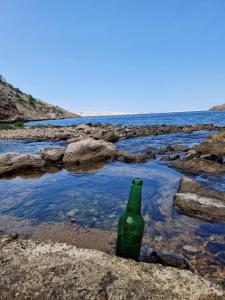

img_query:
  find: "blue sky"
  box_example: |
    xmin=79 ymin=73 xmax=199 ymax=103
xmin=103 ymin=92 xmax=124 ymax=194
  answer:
xmin=0 ymin=0 xmax=225 ymax=113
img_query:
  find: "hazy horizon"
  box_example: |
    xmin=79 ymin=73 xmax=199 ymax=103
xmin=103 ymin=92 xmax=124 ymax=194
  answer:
xmin=1 ymin=0 xmax=225 ymax=113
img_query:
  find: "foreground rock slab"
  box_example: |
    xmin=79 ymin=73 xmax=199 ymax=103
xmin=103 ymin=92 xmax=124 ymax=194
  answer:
xmin=174 ymin=176 xmax=225 ymax=222
xmin=0 ymin=234 xmax=224 ymax=300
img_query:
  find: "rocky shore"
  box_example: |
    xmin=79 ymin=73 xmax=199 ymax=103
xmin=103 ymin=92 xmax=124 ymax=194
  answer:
xmin=0 ymin=123 xmax=219 ymax=141
xmin=0 ymin=233 xmax=224 ymax=299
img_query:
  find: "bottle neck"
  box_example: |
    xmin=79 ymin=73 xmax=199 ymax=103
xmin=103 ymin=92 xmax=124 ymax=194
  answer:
xmin=126 ymin=181 xmax=142 ymax=214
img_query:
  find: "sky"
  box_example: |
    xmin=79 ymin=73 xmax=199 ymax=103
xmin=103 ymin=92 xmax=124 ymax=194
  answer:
xmin=0 ymin=0 xmax=225 ymax=113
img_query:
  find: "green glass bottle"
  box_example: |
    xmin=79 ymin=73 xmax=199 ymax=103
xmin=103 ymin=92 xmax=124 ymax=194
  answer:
xmin=116 ymin=178 xmax=144 ymax=261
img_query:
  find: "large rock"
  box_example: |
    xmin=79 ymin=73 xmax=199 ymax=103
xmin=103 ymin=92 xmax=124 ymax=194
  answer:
xmin=174 ymin=176 xmax=225 ymax=222
xmin=0 ymin=152 xmax=46 ymax=176
xmin=194 ymin=140 xmax=225 ymax=158
xmin=0 ymin=234 xmax=224 ymax=300
xmin=63 ymin=138 xmax=117 ymax=164
xmin=172 ymin=158 xmax=225 ymax=174
xmin=40 ymin=147 xmax=65 ymax=162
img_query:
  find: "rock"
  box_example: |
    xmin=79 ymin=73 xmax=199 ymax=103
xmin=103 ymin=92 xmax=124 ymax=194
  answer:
xmin=141 ymin=246 xmax=190 ymax=270
xmin=144 ymin=147 xmax=159 ymax=156
xmin=177 ymin=176 xmax=225 ymax=200
xmin=75 ymin=124 xmax=91 ymax=131
xmin=0 ymin=152 xmax=46 ymax=176
xmin=161 ymin=153 xmax=180 ymax=161
xmin=0 ymin=234 xmax=224 ymax=300
xmin=0 ymin=123 xmax=219 ymax=141
xmin=183 ymin=245 xmax=198 ymax=253
xmin=116 ymin=151 xmax=149 ymax=163
xmin=184 ymin=149 xmax=196 ymax=159
xmin=63 ymin=138 xmax=117 ymax=164
xmin=102 ymin=131 xmax=119 ymax=142
xmin=40 ymin=147 xmax=65 ymax=162
xmin=174 ymin=176 xmax=225 ymax=222
xmin=171 ymin=145 xmax=189 ymax=152
xmin=194 ymin=133 xmax=225 ymax=158
xmin=172 ymin=158 xmax=225 ymax=174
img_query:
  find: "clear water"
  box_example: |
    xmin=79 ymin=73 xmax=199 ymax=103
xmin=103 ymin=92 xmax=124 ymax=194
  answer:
xmin=116 ymin=130 xmax=213 ymax=154
xmin=26 ymin=110 xmax=225 ymax=127
xmin=0 ymin=140 xmax=65 ymax=154
xmin=1 ymin=110 xmax=225 ymax=282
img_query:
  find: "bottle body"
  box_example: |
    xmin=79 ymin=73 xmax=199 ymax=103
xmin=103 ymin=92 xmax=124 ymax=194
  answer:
xmin=116 ymin=212 xmax=144 ymax=260
xmin=116 ymin=178 xmax=144 ymax=261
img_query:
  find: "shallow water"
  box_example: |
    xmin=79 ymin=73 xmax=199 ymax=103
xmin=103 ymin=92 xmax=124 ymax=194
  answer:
xmin=0 ymin=160 xmax=225 ymax=283
xmin=0 ymin=139 xmax=65 ymax=154
xmin=1 ymin=111 xmax=225 ymax=283
xmin=26 ymin=110 xmax=225 ymax=127
xmin=116 ymin=130 xmax=213 ymax=154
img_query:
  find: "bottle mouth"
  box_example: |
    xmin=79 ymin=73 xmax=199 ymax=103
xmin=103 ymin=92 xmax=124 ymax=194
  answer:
xmin=132 ymin=178 xmax=143 ymax=185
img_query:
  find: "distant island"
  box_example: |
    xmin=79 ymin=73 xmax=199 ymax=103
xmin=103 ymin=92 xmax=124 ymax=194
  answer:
xmin=209 ymin=103 xmax=225 ymax=111
xmin=0 ymin=75 xmax=79 ymax=123
xmin=75 ymin=112 xmax=138 ymax=117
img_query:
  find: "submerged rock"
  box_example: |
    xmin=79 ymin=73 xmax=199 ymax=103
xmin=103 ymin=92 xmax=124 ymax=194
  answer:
xmin=0 ymin=234 xmax=224 ymax=299
xmin=0 ymin=152 xmax=46 ymax=176
xmin=63 ymin=138 xmax=117 ymax=164
xmin=174 ymin=176 xmax=225 ymax=222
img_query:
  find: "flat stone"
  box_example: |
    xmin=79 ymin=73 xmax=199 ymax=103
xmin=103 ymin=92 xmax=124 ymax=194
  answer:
xmin=0 ymin=234 xmax=224 ymax=300
xmin=174 ymin=176 xmax=225 ymax=222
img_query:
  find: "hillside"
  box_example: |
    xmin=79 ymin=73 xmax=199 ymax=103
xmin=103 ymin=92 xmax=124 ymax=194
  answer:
xmin=0 ymin=76 xmax=79 ymax=123
xmin=209 ymin=103 xmax=225 ymax=111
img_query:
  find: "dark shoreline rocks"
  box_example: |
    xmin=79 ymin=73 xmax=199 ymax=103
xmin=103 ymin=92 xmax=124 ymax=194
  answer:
xmin=0 ymin=233 xmax=224 ymax=299
xmin=174 ymin=176 xmax=225 ymax=223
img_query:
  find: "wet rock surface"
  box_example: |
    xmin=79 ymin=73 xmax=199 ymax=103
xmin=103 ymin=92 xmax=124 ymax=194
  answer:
xmin=0 ymin=233 xmax=224 ymax=300
xmin=174 ymin=176 xmax=225 ymax=222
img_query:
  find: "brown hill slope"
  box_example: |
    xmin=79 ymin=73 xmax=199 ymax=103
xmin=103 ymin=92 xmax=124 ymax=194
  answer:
xmin=209 ymin=103 xmax=225 ymax=111
xmin=0 ymin=76 xmax=79 ymax=123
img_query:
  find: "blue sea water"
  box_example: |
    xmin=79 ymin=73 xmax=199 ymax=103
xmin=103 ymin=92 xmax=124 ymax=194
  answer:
xmin=26 ymin=110 xmax=225 ymax=127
